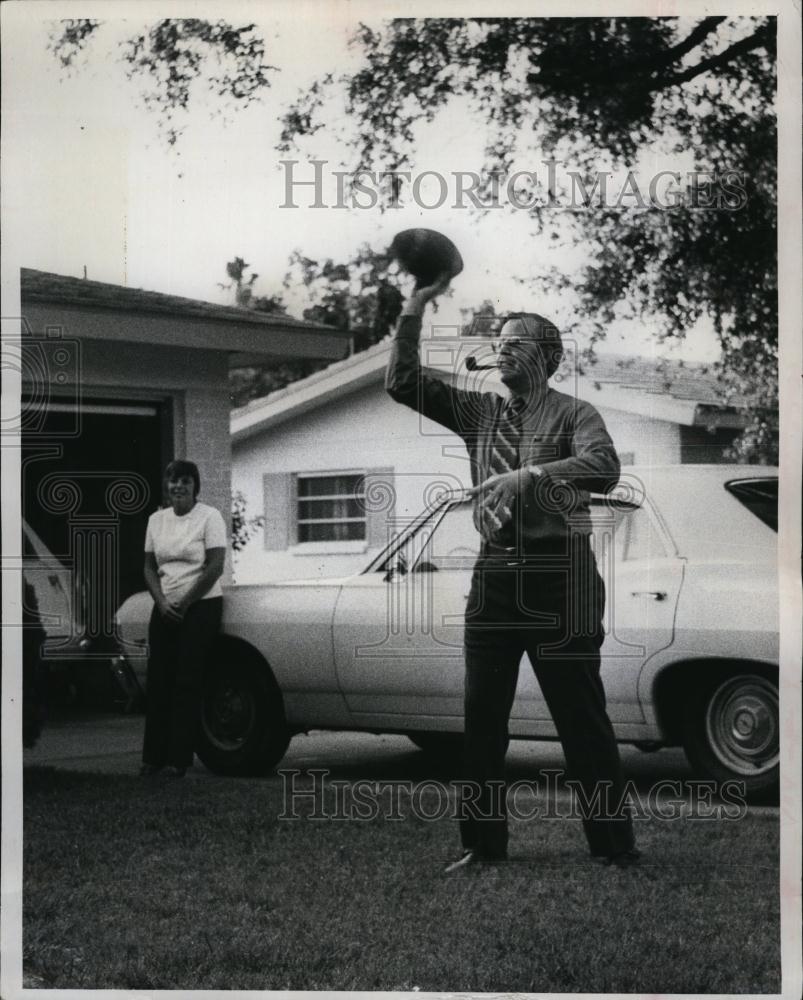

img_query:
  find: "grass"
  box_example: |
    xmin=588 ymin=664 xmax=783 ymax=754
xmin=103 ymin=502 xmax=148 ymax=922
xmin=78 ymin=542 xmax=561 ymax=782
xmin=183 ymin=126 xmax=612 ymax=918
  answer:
xmin=23 ymin=765 xmax=780 ymax=993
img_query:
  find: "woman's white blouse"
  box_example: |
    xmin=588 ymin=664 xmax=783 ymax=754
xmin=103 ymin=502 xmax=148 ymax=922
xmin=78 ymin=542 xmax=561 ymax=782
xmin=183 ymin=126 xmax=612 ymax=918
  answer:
xmin=144 ymin=502 xmax=227 ymax=602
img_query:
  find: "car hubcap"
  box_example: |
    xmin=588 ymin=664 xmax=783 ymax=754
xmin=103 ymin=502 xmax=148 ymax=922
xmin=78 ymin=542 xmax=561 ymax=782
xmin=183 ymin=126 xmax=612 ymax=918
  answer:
xmin=202 ymin=682 xmax=256 ymax=751
xmin=705 ymin=675 xmax=778 ymax=775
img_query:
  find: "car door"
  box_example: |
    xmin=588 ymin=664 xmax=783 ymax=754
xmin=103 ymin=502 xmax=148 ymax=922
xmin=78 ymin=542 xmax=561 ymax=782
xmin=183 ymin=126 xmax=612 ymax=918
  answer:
xmin=509 ymin=496 xmax=685 ymax=734
xmin=333 ymin=493 xmax=684 ymax=733
xmin=332 ymin=500 xmax=475 ymax=726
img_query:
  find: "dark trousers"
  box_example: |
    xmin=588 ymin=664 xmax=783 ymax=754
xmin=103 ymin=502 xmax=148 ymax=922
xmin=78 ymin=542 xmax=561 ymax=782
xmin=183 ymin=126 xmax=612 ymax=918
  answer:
xmin=460 ymin=539 xmax=635 ymax=859
xmin=142 ymin=597 xmax=222 ymax=769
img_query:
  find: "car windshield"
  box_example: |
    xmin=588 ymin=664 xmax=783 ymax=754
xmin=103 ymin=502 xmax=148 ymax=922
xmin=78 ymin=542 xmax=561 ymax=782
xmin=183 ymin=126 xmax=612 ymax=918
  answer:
xmin=724 ymin=478 xmax=778 ymax=532
xmin=361 ymin=491 xmax=465 ymax=574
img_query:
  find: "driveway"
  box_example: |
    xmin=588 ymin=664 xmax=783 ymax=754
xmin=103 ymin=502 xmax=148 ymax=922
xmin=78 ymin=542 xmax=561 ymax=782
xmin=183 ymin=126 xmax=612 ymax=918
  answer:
xmin=24 ymin=708 xmax=697 ymax=784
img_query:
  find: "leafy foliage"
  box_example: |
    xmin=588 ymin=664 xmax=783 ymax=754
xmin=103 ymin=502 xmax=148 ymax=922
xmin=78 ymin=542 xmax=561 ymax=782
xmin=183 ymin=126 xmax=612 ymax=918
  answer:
xmin=219 ymin=256 xmax=260 ymax=307
xmin=461 ymin=299 xmax=498 ymax=337
xmin=47 ymin=17 xmax=779 ymax=460
xmin=48 ymin=18 xmax=101 ymax=67
xmin=285 ymin=244 xmax=405 ymax=351
xmin=280 ymin=17 xmax=777 ymax=461
xmin=229 ymin=246 xmax=405 ymax=408
xmin=231 ymin=490 xmax=264 ymax=553
xmin=49 ymin=18 xmax=276 ymax=146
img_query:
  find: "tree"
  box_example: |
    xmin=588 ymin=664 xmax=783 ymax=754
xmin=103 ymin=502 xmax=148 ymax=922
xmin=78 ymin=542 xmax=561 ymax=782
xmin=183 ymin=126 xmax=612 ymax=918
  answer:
xmin=49 ymin=18 xmax=276 ymax=147
xmin=49 ymin=17 xmax=779 ymax=460
xmin=461 ymin=299 xmax=498 ymax=337
xmin=228 ymin=244 xmax=405 ymax=408
xmin=278 ymin=17 xmax=777 ymax=462
xmin=218 ymin=257 xmax=301 ymax=408
xmin=285 ymin=244 xmax=405 ymax=352
xmin=231 ymin=491 xmax=264 ymax=554
xmin=219 ymin=256 xmax=259 ymax=307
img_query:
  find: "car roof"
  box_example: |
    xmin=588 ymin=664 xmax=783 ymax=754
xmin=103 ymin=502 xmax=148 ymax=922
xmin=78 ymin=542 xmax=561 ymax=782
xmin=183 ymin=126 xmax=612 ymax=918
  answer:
xmin=616 ymin=466 xmax=778 ymax=560
xmin=442 ymin=465 xmax=778 ymax=561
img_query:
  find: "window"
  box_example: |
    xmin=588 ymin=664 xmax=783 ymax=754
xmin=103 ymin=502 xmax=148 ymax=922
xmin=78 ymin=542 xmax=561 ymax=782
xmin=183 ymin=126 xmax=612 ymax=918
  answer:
xmin=622 ymin=507 xmax=666 ymax=561
xmin=296 ymin=473 xmax=366 ymax=543
xmin=419 ymin=500 xmax=479 ymax=571
xmin=725 ymin=478 xmax=778 ymax=532
xmin=590 ymin=501 xmax=665 ymax=567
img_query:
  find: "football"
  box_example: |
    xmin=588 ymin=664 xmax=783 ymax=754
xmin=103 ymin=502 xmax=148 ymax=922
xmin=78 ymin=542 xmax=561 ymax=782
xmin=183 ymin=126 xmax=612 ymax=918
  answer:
xmin=388 ymin=229 xmax=464 ymax=287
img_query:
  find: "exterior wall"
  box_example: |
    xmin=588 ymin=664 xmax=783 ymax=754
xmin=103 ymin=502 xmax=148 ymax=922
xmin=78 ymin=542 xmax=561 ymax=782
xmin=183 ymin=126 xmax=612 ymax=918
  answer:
xmin=233 ymin=383 xmax=465 ymax=583
xmin=232 ymin=382 xmax=683 ymax=583
xmin=597 ymin=407 xmax=681 ymax=466
xmin=21 ymin=306 xmax=233 ymax=579
xmin=42 ymin=338 xmax=232 ymax=539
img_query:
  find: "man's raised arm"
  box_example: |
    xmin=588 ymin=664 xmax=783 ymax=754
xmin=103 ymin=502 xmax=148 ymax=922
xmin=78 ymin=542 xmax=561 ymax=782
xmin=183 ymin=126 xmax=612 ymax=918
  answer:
xmin=385 ymin=274 xmax=482 ymax=437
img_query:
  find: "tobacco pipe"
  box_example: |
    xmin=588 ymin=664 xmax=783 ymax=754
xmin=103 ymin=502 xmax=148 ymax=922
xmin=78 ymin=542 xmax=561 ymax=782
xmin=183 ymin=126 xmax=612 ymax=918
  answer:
xmin=465 ymin=356 xmax=498 ymax=371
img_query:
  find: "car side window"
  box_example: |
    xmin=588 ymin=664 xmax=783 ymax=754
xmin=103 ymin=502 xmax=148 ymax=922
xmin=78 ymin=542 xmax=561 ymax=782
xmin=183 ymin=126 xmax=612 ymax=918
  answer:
xmin=590 ymin=502 xmax=666 ymax=572
xmin=622 ymin=507 xmax=667 ymax=561
xmin=377 ymin=505 xmax=450 ymax=577
xmin=416 ymin=501 xmax=479 ymax=572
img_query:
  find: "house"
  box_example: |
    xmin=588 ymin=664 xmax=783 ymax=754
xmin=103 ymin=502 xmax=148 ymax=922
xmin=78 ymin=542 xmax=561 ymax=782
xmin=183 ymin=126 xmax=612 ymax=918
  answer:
xmin=231 ymin=333 xmax=753 ymax=584
xmin=18 ymin=267 xmax=349 ymax=647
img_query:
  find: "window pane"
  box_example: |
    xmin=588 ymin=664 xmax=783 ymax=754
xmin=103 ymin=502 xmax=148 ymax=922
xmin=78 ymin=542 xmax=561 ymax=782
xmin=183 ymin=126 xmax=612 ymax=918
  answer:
xmin=420 ymin=501 xmax=479 ymax=570
xmin=298 ymin=497 xmax=365 ymax=520
xmin=298 ymin=521 xmax=366 ymax=542
xmin=298 ymin=475 xmax=364 ymax=498
xmin=590 ymin=505 xmax=629 ymax=575
xmin=623 ymin=508 xmax=666 ymax=561
xmin=725 ymin=479 xmax=778 ymax=532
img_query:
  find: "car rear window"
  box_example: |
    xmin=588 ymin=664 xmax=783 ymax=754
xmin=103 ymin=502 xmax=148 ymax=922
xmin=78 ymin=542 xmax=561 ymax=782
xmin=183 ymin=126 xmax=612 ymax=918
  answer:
xmin=724 ymin=478 xmax=778 ymax=532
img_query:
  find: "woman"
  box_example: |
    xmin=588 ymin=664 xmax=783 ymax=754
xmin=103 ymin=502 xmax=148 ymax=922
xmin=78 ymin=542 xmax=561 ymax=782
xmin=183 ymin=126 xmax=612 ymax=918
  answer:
xmin=140 ymin=460 xmax=227 ymax=777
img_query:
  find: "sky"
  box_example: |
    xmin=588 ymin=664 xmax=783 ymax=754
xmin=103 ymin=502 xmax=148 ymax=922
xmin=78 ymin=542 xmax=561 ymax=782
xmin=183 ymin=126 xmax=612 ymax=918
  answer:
xmin=3 ymin=4 xmax=737 ymax=362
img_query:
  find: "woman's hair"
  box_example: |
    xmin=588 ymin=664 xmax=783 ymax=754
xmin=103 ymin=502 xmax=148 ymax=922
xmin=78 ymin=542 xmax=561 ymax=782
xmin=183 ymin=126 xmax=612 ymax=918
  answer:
xmin=164 ymin=459 xmax=201 ymax=499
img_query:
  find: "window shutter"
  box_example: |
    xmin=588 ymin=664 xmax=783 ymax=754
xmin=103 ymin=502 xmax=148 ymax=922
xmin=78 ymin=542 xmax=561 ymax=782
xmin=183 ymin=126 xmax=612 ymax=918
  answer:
xmin=362 ymin=467 xmax=395 ymax=549
xmin=263 ymin=473 xmax=293 ymax=551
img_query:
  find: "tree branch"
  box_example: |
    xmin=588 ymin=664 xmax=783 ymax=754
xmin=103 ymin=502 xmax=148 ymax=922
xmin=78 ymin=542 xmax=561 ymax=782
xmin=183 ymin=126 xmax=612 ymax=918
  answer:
xmin=653 ymin=23 xmax=773 ymax=89
xmin=526 ymin=17 xmax=726 ymax=87
xmin=526 ymin=18 xmax=769 ymax=93
xmin=659 ymin=17 xmax=727 ymax=65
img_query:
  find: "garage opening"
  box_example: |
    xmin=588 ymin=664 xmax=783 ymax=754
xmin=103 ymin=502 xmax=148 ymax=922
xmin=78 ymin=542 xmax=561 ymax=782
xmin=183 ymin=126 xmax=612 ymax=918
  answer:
xmin=22 ymin=397 xmax=171 ymax=652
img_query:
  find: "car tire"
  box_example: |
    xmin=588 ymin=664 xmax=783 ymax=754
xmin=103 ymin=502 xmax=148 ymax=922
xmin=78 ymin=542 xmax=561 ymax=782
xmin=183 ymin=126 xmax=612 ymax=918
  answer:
xmin=407 ymin=732 xmax=464 ymax=759
xmin=681 ymin=667 xmax=779 ymax=800
xmin=196 ymin=651 xmax=290 ymax=776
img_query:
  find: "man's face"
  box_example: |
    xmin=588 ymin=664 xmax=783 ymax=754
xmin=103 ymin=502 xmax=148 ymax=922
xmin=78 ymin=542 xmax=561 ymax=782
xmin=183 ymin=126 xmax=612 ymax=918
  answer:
xmin=496 ymin=318 xmax=548 ymax=395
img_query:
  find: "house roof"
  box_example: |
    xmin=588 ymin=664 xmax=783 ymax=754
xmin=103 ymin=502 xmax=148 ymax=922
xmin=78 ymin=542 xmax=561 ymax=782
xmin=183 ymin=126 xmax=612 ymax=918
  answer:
xmin=231 ymin=336 xmax=750 ymax=443
xmin=20 ymin=268 xmax=351 ymax=365
xmin=20 ymin=268 xmax=337 ymax=332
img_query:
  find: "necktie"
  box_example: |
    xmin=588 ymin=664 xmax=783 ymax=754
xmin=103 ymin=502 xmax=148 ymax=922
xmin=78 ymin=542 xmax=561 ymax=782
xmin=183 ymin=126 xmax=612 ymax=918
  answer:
xmin=475 ymin=399 xmax=524 ymax=544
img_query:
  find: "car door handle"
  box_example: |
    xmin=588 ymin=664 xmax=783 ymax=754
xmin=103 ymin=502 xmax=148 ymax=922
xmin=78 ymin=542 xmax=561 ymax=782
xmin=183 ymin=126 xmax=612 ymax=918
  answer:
xmin=631 ymin=591 xmax=667 ymax=601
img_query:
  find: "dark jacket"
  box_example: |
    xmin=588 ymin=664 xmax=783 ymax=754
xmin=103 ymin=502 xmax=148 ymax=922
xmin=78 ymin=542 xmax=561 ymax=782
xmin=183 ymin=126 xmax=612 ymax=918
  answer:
xmin=385 ymin=314 xmax=621 ymax=541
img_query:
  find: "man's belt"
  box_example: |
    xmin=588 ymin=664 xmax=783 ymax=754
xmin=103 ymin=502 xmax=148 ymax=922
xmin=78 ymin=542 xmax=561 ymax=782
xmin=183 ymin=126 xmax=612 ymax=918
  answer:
xmin=479 ymin=535 xmax=589 ymax=565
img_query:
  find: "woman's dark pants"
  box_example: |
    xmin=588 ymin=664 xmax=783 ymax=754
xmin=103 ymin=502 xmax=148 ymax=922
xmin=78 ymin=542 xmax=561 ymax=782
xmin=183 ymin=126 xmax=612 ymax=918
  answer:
xmin=460 ymin=539 xmax=635 ymax=860
xmin=142 ymin=597 xmax=223 ymax=770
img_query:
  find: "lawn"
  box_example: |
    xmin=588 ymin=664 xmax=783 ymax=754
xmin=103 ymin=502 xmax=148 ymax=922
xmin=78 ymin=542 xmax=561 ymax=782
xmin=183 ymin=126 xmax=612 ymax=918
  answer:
xmin=23 ymin=765 xmax=780 ymax=993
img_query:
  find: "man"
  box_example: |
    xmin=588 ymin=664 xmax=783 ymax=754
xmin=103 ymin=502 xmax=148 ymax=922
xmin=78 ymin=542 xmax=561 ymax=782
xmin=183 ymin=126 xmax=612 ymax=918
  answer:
xmin=385 ymin=273 xmax=639 ymax=871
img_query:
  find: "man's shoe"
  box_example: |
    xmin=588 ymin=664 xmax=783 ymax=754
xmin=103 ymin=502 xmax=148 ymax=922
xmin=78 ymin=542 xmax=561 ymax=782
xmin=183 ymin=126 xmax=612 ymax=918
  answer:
xmin=604 ymin=848 xmax=641 ymax=869
xmin=162 ymin=765 xmax=187 ymax=779
xmin=444 ymin=849 xmax=507 ymax=873
xmin=444 ymin=849 xmax=481 ymax=874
